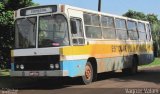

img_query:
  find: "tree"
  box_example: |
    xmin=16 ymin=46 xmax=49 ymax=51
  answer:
xmin=123 ymin=10 xmax=147 ymax=21
xmin=146 ymin=14 xmax=159 ymax=24
xmin=0 ymin=0 xmax=36 ymax=69
xmin=2 ymin=0 xmax=38 ymax=10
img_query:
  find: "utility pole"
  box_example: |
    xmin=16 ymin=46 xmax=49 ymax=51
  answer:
xmin=98 ymin=0 xmax=101 ymax=12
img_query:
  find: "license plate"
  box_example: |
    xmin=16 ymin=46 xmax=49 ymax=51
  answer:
xmin=29 ymin=72 xmax=39 ymax=76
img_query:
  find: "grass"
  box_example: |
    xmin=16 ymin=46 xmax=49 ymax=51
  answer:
xmin=0 ymin=69 xmax=9 ymax=76
xmin=139 ymin=58 xmax=160 ymax=68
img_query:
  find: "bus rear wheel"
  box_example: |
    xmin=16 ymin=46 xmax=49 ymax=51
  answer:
xmin=122 ymin=57 xmax=138 ymax=75
xmin=82 ymin=62 xmax=94 ymax=85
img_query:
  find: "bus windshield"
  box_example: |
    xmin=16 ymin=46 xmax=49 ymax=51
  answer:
xmin=15 ymin=14 xmax=69 ymax=49
xmin=15 ymin=17 xmax=37 ymax=49
xmin=38 ymin=14 xmax=69 ymax=47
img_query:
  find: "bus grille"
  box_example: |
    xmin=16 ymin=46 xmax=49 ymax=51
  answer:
xmin=13 ymin=55 xmax=60 ymax=71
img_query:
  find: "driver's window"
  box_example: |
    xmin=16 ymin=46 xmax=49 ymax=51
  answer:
xmin=38 ymin=15 xmax=69 ymax=47
xmin=70 ymin=18 xmax=84 ymax=45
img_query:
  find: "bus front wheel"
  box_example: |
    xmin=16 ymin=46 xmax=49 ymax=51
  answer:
xmin=82 ymin=62 xmax=94 ymax=85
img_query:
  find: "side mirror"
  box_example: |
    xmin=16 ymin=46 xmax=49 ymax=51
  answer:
xmin=71 ymin=20 xmax=77 ymax=34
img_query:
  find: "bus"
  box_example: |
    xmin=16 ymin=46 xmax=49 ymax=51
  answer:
xmin=11 ymin=4 xmax=154 ymax=84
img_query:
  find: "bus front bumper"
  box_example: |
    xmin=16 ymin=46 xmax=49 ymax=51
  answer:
xmin=10 ymin=70 xmax=68 ymax=77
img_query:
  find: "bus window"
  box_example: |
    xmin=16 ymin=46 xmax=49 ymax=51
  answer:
xmin=92 ymin=15 xmax=100 ymax=26
xmin=70 ymin=18 xmax=84 ymax=45
xmin=38 ymin=14 xmax=69 ymax=47
xmin=127 ymin=21 xmax=138 ymax=40
xmin=83 ymin=13 xmax=100 ymax=26
xmin=101 ymin=16 xmax=114 ymax=28
xmin=15 ymin=17 xmax=37 ymax=49
xmin=115 ymin=18 xmax=128 ymax=40
xmin=138 ymin=22 xmax=146 ymax=41
xmin=146 ymin=24 xmax=151 ymax=41
xmin=85 ymin=26 xmax=102 ymax=38
xmin=83 ymin=13 xmax=102 ymax=39
xmin=83 ymin=13 xmax=92 ymax=25
xmin=101 ymin=16 xmax=116 ymax=39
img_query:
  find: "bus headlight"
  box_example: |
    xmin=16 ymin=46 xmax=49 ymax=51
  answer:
xmin=50 ymin=64 xmax=54 ymax=69
xmin=55 ymin=64 xmax=59 ymax=69
xmin=20 ymin=64 xmax=24 ymax=69
xmin=16 ymin=64 xmax=19 ymax=69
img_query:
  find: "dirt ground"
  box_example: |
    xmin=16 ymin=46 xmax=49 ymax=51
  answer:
xmin=0 ymin=66 xmax=160 ymax=94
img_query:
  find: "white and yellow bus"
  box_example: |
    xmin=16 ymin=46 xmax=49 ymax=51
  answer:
xmin=11 ymin=4 xmax=154 ymax=84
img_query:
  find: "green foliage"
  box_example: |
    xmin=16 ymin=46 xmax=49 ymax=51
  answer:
xmin=0 ymin=0 xmax=36 ymax=69
xmin=146 ymin=14 xmax=159 ymax=24
xmin=123 ymin=10 xmax=159 ymax=23
xmin=123 ymin=10 xmax=147 ymax=21
xmin=140 ymin=58 xmax=160 ymax=68
xmin=0 ymin=10 xmax=13 ymax=26
xmin=1 ymin=0 xmax=34 ymax=10
xmin=0 ymin=2 xmax=4 ymax=10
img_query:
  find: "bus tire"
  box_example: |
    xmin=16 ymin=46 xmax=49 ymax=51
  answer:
xmin=130 ymin=57 xmax=138 ymax=74
xmin=122 ymin=57 xmax=138 ymax=75
xmin=82 ymin=62 xmax=94 ymax=85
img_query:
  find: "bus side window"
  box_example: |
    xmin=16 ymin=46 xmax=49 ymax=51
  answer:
xmin=115 ymin=18 xmax=128 ymax=40
xmin=138 ymin=22 xmax=147 ymax=41
xmin=70 ymin=18 xmax=84 ymax=45
xmin=127 ymin=20 xmax=138 ymax=40
xmin=101 ymin=16 xmax=116 ymax=39
xmin=83 ymin=13 xmax=102 ymax=39
xmin=146 ymin=24 xmax=151 ymax=41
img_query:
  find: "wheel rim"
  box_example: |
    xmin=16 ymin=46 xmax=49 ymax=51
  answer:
xmin=85 ymin=64 xmax=92 ymax=80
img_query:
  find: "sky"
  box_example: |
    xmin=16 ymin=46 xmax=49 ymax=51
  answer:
xmin=33 ymin=0 xmax=160 ymax=19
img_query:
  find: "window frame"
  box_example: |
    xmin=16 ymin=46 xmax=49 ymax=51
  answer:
xmin=38 ymin=14 xmax=70 ymax=47
xmin=115 ymin=18 xmax=128 ymax=40
xmin=146 ymin=24 xmax=152 ymax=41
xmin=83 ymin=13 xmax=102 ymax=39
xmin=138 ymin=22 xmax=147 ymax=41
xmin=15 ymin=17 xmax=37 ymax=49
xmin=127 ymin=20 xmax=139 ymax=40
xmin=101 ymin=15 xmax=116 ymax=39
xmin=70 ymin=17 xmax=85 ymax=45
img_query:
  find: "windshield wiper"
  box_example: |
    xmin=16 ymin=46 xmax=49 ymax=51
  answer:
xmin=26 ymin=17 xmax=37 ymax=32
xmin=26 ymin=17 xmax=36 ymax=25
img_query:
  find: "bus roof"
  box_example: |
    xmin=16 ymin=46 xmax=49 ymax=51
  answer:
xmin=63 ymin=4 xmax=149 ymax=24
xmin=16 ymin=4 xmax=149 ymax=24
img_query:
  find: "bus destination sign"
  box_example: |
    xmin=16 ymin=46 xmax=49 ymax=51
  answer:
xmin=26 ymin=7 xmax=52 ymax=15
xmin=20 ymin=5 xmax=57 ymax=16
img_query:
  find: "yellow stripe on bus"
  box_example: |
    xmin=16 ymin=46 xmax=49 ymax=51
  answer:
xmin=60 ymin=43 xmax=153 ymax=58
